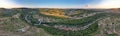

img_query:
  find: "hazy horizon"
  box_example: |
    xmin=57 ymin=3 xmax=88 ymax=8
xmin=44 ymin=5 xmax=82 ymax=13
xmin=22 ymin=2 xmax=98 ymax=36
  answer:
xmin=0 ymin=0 xmax=120 ymax=9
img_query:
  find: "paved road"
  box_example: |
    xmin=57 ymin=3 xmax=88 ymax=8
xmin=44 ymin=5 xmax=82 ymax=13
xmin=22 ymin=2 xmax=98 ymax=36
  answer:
xmin=25 ymin=15 xmax=42 ymax=25
xmin=80 ymin=18 xmax=104 ymax=30
xmin=24 ymin=13 xmax=105 ymax=31
xmin=25 ymin=15 xmax=31 ymax=23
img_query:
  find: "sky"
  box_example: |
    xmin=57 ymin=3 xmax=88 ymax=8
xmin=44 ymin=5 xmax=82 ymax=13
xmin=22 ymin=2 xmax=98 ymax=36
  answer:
xmin=0 ymin=0 xmax=120 ymax=9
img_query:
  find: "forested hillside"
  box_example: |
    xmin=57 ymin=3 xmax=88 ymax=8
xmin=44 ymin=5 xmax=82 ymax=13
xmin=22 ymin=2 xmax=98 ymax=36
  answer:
xmin=0 ymin=8 xmax=120 ymax=36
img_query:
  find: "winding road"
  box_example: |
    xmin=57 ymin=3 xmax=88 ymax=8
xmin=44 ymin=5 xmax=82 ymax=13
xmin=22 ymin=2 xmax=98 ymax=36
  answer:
xmin=24 ymin=12 xmax=105 ymax=31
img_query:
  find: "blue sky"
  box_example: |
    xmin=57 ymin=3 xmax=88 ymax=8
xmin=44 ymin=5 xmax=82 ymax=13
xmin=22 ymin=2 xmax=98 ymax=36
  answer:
xmin=0 ymin=0 xmax=120 ymax=8
xmin=12 ymin=0 xmax=101 ymax=8
xmin=13 ymin=0 xmax=101 ymax=8
xmin=14 ymin=0 xmax=100 ymax=6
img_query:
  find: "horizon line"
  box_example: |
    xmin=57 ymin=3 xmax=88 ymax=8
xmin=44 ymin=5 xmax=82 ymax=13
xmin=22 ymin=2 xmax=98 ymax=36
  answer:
xmin=0 ymin=7 xmax=120 ymax=9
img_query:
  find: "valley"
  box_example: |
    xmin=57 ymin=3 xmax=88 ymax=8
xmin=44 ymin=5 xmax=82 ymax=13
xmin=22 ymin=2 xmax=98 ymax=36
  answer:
xmin=0 ymin=8 xmax=120 ymax=36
